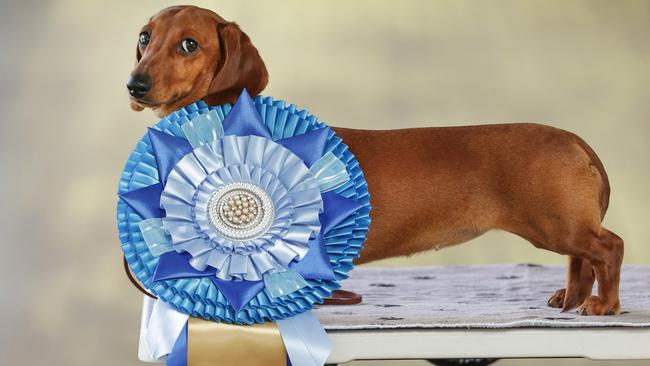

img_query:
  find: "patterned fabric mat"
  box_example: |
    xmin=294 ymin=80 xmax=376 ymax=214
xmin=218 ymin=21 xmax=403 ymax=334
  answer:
xmin=314 ymin=264 xmax=650 ymax=330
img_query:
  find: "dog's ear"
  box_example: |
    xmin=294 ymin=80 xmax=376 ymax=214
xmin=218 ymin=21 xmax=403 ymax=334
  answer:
xmin=205 ymin=22 xmax=268 ymax=105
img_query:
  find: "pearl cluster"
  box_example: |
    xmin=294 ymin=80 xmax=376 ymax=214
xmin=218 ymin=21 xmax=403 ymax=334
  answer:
xmin=207 ymin=183 xmax=274 ymax=240
xmin=220 ymin=192 xmax=261 ymax=228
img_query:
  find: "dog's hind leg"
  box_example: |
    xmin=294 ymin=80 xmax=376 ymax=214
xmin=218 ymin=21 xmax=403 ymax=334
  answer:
xmin=547 ymin=256 xmax=595 ymax=310
xmin=574 ymin=228 xmax=624 ymax=315
xmin=543 ymin=227 xmax=622 ymax=315
xmin=564 ymin=256 xmax=596 ymax=311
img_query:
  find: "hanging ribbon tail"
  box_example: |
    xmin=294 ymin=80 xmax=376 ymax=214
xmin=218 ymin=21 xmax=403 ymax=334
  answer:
xmin=139 ymin=297 xmax=189 ymax=363
xmin=166 ymin=323 xmax=188 ymax=366
xmin=290 ymin=235 xmax=335 ymax=280
xmin=222 ymin=89 xmax=272 ymax=138
xmin=119 ymin=183 xmax=164 ymax=219
xmin=277 ymin=128 xmax=330 ymax=167
xmin=148 ymin=128 xmax=194 ymax=185
xmin=153 ymin=252 xmax=216 ymax=282
xmin=320 ymin=192 xmax=365 ymax=234
xmin=276 ymin=310 xmax=331 ymax=366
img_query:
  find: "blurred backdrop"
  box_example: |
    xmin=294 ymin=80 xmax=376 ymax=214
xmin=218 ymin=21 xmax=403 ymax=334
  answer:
xmin=1 ymin=0 xmax=648 ymax=365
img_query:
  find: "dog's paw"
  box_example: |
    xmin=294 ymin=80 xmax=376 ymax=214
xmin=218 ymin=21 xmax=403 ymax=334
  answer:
xmin=576 ymin=295 xmax=620 ymax=316
xmin=547 ymin=288 xmax=566 ymax=308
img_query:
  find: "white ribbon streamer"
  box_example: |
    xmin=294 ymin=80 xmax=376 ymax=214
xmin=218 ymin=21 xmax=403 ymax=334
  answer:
xmin=138 ymin=296 xmax=189 ymax=362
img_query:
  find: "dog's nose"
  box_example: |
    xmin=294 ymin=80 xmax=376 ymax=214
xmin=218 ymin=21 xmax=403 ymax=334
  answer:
xmin=126 ymin=74 xmax=152 ymax=99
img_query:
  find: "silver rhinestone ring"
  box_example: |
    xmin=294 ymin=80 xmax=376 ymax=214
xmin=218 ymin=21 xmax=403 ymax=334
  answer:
xmin=207 ymin=183 xmax=274 ymax=240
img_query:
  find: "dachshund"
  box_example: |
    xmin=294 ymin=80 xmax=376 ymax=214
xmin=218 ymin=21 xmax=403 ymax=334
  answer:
xmin=128 ymin=5 xmax=623 ymax=316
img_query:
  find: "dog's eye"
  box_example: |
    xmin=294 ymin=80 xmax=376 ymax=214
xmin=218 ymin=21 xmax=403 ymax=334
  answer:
xmin=139 ymin=32 xmax=150 ymax=46
xmin=180 ymin=38 xmax=199 ymax=54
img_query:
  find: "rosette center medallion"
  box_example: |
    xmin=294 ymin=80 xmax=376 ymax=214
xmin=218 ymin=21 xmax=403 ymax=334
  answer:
xmin=207 ymin=182 xmax=274 ymax=240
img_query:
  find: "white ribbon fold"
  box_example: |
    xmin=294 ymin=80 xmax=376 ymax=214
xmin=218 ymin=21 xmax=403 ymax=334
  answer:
xmin=138 ymin=297 xmax=332 ymax=366
xmin=138 ymin=296 xmax=189 ymax=363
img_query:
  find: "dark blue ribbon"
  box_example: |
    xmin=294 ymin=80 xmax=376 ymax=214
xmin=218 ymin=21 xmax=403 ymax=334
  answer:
xmin=166 ymin=323 xmax=187 ymax=366
xmin=223 ymin=89 xmax=272 ymax=138
xmin=148 ymin=128 xmax=193 ymax=185
xmin=119 ymin=183 xmax=164 ymax=219
xmin=289 ymin=235 xmax=334 ymax=280
xmin=277 ymin=128 xmax=330 ymax=167
xmin=210 ymin=278 xmax=265 ymax=313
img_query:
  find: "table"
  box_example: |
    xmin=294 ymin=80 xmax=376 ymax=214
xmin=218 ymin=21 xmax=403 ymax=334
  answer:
xmin=138 ymin=264 xmax=650 ymax=363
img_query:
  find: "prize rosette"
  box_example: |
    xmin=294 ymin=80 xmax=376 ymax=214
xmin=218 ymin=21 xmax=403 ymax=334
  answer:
xmin=117 ymin=90 xmax=370 ymax=365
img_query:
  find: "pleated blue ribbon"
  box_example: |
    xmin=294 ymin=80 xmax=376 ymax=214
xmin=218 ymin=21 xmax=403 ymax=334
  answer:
xmin=118 ymin=90 xmax=371 ymax=325
xmin=121 ymin=90 xmax=372 ymax=366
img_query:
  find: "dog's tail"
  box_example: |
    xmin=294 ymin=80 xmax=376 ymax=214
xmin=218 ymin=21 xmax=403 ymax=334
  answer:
xmin=575 ymin=135 xmax=611 ymax=221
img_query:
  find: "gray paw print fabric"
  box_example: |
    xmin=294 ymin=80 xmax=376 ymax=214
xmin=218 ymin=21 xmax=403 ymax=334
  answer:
xmin=314 ymin=264 xmax=650 ymax=330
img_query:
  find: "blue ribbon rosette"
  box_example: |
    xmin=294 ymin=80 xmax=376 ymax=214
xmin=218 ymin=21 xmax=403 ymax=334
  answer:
xmin=117 ymin=90 xmax=371 ymax=365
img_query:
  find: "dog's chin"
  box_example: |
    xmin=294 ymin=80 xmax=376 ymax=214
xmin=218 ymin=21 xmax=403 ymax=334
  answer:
xmin=130 ymin=93 xmax=193 ymax=117
xmin=130 ymin=99 xmax=146 ymax=112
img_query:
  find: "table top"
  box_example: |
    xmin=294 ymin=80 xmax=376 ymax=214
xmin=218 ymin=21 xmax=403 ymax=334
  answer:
xmin=315 ymin=264 xmax=650 ymax=330
xmin=317 ymin=264 xmax=650 ymax=362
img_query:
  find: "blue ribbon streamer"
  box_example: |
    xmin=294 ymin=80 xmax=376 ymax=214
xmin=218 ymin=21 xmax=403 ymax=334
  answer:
xmin=276 ymin=311 xmax=331 ymax=366
xmin=166 ymin=322 xmax=187 ymax=366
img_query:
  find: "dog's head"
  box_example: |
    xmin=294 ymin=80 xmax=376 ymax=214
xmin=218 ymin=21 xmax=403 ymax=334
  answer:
xmin=127 ymin=6 xmax=268 ymax=117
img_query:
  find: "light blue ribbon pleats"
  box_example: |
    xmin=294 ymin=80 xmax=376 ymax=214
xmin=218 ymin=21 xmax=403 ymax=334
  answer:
xmin=263 ymin=270 xmax=308 ymax=298
xmin=181 ymin=109 xmax=225 ymax=148
xmin=139 ymin=218 xmax=174 ymax=257
xmin=309 ymin=151 xmax=350 ymax=192
xmin=277 ymin=310 xmax=331 ymax=366
xmin=159 ymin=134 xmax=323 ymax=281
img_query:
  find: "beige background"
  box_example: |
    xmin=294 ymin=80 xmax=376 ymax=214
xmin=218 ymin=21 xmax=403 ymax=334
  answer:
xmin=1 ymin=0 xmax=648 ymax=365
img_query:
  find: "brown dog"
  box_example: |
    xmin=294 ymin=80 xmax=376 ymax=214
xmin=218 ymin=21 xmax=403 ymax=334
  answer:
xmin=127 ymin=6 xmax=268 ymax=115
xmin=128 ymin=6 xmax=623 ymax=316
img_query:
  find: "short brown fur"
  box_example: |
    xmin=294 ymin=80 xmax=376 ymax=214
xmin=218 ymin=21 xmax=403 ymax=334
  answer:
xmin=129 ymin=6 xmax=268 ymax=116
xmin=128 ymin=6 xmax=624 ymax=316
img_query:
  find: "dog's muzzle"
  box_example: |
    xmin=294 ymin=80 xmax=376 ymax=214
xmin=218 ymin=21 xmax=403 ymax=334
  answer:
xmin=127 ymin=74 xmax=152 ymax=99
